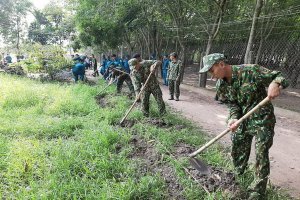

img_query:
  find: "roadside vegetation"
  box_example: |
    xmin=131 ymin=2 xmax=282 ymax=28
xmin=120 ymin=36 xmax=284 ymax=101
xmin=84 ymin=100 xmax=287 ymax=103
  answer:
xmin=0 ymin=74 xmax=292 ymax=199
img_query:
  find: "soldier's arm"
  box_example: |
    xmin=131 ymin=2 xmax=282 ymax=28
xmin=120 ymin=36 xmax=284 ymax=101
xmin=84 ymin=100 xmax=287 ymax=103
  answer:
xmin=256 ymin=65 xmax=289 ymax=99
xmin=150 ymin=60 xmax=161 ymax=72
xmin=142 ymin=60 xmax=157 ymax=70
xmin=216 ymin=81 xmax=242 ymax=125
xmin=176 ymin=61 xmax=184 ymax=82
xmin=167 ymin=62 xmax=171 ymax=79
xmin=256 ymin=66 xmax=289 ymax=88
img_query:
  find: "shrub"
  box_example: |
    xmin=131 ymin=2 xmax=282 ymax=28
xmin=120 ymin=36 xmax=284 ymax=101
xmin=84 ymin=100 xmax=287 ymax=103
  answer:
xmin=21 ymin=43 xmax=73 ymax=79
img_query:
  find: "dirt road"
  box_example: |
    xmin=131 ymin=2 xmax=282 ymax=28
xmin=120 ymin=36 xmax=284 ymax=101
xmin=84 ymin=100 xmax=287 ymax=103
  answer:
xmin=161 ymin=84 xmax=300 ymax=199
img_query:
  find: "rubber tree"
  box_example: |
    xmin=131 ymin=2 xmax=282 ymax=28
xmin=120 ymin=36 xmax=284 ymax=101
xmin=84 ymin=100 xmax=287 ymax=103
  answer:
xmin=244 ymin=0 xmax=264 ymax=64
xmin=2 ymin=0 xmax=32 ymax=55
xmin=0 ymin=0 xmax=13 ymax=36
xmin=158 ymin=0 xmax=202 ymax=81
xmin=199 ymin=0 xmax=228 ymax=88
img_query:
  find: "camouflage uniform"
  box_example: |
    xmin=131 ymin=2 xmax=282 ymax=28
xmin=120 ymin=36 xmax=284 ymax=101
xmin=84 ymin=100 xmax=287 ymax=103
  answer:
xmin=216 ymin=64 xmax=289 ymax=199
xmin=130 ymin=59 xmax=166 ymax=117
xmin=167 ymin=60 xmax=183 ymax=99
xmin=110 ymin=67 xmax=135 ymax=96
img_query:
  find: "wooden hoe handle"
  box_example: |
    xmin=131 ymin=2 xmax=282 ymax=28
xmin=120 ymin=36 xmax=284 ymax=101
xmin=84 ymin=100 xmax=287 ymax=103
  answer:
xmin=189 ymin=96 xmax=270 ymax=157
xmin=120 ymin=66 xmax=156 ymax=124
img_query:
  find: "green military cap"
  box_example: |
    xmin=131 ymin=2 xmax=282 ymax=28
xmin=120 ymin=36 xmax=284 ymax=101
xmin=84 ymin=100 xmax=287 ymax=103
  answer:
xmin=128 ymin=58 xmax=139 ymax=70
xmin=128 ymin=58 xmax=138 ymax=66
xmin=199 ymin=53 xmax=225 ymax=73
xmin=169 ymin=52 xmax=178 ymax=57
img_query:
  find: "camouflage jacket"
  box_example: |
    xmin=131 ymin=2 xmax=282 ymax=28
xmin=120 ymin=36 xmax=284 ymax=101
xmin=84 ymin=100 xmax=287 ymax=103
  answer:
xmin=131 ymin=60 xmax=159 ymax=93
xmin=167 ymin=60 xmax=183 ymax=81
xmin=216 ymin=64 xmax=289 ymax=130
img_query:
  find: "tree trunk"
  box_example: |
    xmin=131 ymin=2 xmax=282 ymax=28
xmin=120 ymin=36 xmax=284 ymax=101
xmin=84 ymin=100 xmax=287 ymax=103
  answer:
xmin=199 ymin=0 xmax=227 ymax=88
xmin=244 ymin=0 xmax=264 ymax=64
xmin=199 ymin=36 xmax=213 ymax=87
xmin=16 ymin=17 xmax=20 ymax=55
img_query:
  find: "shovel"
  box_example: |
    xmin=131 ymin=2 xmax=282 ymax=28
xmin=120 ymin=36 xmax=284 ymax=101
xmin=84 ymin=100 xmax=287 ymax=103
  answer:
xmin=189 ymin=96 xmax=270 ymax=174
xmin=120 ymin=64 xmax=157 ymax=125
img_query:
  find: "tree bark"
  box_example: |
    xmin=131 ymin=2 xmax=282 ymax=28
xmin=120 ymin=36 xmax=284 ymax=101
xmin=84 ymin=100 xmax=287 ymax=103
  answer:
xmin=199 ymin=0 xmax=227 ymax=88
xmin=244 ymin=0 xmax=264 ymax=64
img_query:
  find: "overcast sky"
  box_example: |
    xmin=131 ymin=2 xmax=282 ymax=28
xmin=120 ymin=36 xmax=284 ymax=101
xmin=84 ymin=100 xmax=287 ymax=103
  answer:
xmin=30 ymin=0 xmax=50 ymax=9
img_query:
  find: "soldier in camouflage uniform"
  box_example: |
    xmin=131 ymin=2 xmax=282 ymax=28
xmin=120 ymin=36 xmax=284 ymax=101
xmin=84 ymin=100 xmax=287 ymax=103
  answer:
xmin=200 ymin=53 xmax=289 ymax=200
xmin=109 ymin=65 xmax=135 ymax=97
xmin=128 ymin=58 xmax=166 ymax=117
xmin=167 ymin=52 xmax=184 ymax=101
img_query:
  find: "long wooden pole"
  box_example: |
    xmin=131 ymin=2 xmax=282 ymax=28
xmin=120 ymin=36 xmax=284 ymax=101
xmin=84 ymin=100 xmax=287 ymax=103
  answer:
xmin=120 ymin=67 xmax=156 ymax=124
xmin=189 ymin=96 xmax=270 ymax=157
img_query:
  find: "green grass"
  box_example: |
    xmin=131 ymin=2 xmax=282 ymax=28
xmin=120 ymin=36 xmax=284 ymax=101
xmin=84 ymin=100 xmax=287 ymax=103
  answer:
xmin=0 ymin=74 xmax=293 ymax=199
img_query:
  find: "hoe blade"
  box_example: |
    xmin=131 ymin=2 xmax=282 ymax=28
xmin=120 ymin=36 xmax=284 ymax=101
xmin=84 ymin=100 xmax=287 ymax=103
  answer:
xmin=189 ymin=157 xmax=210 ymax=175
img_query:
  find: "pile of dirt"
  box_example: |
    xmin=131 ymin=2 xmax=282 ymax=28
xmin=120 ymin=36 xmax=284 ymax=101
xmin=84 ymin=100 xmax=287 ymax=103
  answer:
xmin=2 ymin=66 xmax=25 ymax=76
xmin=53 ymin=70 xmax=73 ymax=82
xmin=188 ymin=167 xmax=242 ymax=196
xmin=129 ymin=135 xmax=185 ymax=199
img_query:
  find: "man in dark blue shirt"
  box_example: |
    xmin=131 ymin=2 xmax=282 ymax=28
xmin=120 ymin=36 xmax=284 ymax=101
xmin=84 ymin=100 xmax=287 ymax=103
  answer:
xmin=72 ymin=57 xmax=85 ymax=82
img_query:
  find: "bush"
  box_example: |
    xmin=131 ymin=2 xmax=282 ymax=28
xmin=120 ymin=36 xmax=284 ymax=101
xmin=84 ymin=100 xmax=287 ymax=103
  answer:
xmin=21 ymin=43 xmax=73 ymax=79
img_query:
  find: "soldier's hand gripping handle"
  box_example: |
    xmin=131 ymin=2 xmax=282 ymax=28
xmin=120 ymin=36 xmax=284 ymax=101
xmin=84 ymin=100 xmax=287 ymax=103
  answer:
xmin=150 ymin=61 xmax=162 ymax=72
xmin=268 ymin=82 xmax=282 ymax=100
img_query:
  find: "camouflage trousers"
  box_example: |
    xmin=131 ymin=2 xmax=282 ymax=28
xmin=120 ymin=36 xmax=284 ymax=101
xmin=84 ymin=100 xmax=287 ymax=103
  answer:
xmin=142 ymin=85 xmax=166 ymax=116
xmin=168 ymin=80 xmax=180 ymax=98
xmin=117 ymin=74 xmax=135 ymax=96
xmin=231 ymin=123 xmax=275 ymax=199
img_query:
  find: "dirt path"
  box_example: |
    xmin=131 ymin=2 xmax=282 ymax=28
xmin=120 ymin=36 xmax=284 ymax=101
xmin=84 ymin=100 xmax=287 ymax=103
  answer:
xmin=161 ymin=83 xmax=300 ymax=199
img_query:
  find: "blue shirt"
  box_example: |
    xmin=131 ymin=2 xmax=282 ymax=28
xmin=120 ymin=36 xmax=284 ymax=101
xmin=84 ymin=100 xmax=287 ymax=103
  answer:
xmin=122 ymin=59 xmax=130 ymax=73
xmin=72 ymin=62 xmax=85 ymax=74
xmin=162 ymin=58 xmax=170 ymax=71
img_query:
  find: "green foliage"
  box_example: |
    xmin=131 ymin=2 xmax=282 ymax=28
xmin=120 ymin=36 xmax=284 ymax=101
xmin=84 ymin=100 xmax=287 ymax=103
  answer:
xmin=0 ymin=0 xmax=32 ymax=51
xmin=28 ymin=1 xmax=75 ymax=45
xmin=20 ymin=43 xmax=73 ymax=79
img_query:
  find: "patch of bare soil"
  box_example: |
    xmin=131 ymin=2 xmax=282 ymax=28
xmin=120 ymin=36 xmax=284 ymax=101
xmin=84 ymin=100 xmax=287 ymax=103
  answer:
xmin=146 ymin=118 xmax=185 ymax=130
xmin=129 ymin=136 xmax=243 ymax=199
xmin=85 ymin=78 xmax=97 ymax=86
xmin=146 ymin=118 xmax=172 ymax=128
xmin=173 ymin=143 xmax=194 ymax=156
xmin=120 ymin=119 xmax=136 ymax=128
xmin=172 ymin=143 xmax=242 ymax=197
xmin=95 ymin=93 xmax=110 ymax=107
xmin=189 ymin=167 xmax=242 ymax=196
xmin=129 ymin=135 xmax=185 ymax=199
xmin=145 ymin=118 xmax=187 ymax=131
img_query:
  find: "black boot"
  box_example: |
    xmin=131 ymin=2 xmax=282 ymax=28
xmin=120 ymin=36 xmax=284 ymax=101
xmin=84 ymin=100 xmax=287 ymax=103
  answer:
xmin=175 ymin=96 xmax=179 ymax=101
xmin=168 ymin=95 xmax=174 ymax=100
